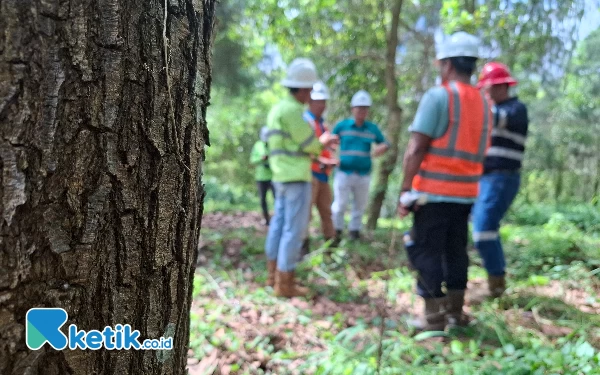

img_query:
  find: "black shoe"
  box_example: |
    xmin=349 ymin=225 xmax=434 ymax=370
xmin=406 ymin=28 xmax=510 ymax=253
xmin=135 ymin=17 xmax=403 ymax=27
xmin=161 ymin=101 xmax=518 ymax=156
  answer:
xmin=349 ymin=231 xmax=360 ymax=240
xmin=300 ymin=238 xmax=310 ymax=258
xmin=330 ymin=230 xmax=343 ymax=248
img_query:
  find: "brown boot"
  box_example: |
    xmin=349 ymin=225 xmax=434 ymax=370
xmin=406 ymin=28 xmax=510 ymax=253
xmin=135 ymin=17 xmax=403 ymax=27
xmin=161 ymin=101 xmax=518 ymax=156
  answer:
xmin=488 ymin=274 xmax=506 ymax=298
xmin=266 ymin=260 xmax=277 ymax=287
xmin=274 ymin=270 xmax=309 ymax=298
xmin=408 ymin=297 xmax=447 ymax=331
xmin=445 ymin=290 xmax=470 ymax=329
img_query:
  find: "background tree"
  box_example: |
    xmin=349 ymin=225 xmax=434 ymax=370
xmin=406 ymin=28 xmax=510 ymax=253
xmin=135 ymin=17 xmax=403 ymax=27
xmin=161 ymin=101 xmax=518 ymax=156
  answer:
xmin=204 ymin=0 xmax=599 ymax=224
xmin=0 ymin=0 xmax=215 ymax=373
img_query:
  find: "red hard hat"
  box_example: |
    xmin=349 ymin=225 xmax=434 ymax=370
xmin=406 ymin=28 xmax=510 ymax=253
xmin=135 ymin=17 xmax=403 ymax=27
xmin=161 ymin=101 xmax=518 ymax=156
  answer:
xmin=477 ymin=62 xmax=518 ymax=89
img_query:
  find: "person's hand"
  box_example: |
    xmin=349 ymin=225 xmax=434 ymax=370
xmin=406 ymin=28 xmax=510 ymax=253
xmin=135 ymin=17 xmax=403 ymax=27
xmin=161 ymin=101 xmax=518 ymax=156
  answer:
xmin=319 ymin=132 xmax=339 ymax=147
xmin=373 ymin=144 xmax=388 ymax=157
xmin=327 ymin=142 xmax=339 ymax=151
xmin=397 ymin=201 xmax=411 ymax=218
xmin=397 ymin=191 xmax=420 ymax=218
xmin=318 ymin=156 xmax=339 ymax=166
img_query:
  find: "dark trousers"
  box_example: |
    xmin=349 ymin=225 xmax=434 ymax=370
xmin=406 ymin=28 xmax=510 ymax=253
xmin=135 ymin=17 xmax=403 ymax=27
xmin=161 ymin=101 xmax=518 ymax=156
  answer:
xmin=257 ymin=181 xmax=274 ymax=223
xmin=407 ymin=203 xmax=472 ymax=298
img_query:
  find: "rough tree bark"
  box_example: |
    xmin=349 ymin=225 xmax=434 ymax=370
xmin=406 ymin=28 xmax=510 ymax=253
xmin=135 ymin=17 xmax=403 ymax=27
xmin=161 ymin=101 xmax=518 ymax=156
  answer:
xmin=366 ymin=0 xmax=403 ymax=230
xmin=0 ymin=0 xmax=214 ymax=374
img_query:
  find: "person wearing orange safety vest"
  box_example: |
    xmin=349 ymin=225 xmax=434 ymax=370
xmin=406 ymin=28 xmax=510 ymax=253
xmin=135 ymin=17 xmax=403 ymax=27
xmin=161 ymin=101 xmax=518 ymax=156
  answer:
xmin=398 ymin=32 xmax=493 ymax=331
xmin=300 ymin=81 xmax=339 ymax=257
xmin=472 ymin=62 xmax=529 ymax=298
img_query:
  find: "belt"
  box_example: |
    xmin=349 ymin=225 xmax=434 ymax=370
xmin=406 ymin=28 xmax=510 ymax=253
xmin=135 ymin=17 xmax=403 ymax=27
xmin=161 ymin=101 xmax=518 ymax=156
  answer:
xmin=484 ymin=169 xmax=520 ymax=175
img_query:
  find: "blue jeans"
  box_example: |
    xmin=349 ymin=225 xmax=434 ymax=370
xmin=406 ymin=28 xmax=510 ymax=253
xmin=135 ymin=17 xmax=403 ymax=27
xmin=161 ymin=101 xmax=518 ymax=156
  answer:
xmin=472 ymin=172 xmax=521 ymax=276
xmin=265 ymin=182 xmax=312 ymax=272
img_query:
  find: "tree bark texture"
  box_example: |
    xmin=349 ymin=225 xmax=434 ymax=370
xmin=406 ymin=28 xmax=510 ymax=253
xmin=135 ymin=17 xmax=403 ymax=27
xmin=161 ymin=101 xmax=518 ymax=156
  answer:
xmin=366 ymin=0 xmax=403 ymax=230
xmin=0 ymin=0 xmax=214 ymax=374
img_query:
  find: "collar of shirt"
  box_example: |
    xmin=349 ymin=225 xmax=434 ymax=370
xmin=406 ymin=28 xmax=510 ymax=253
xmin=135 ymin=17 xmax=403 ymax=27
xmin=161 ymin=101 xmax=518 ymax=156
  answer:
xmin=350 ymin=119 xmax=369 ymax=129
xmin=284 ymin=94 xmax=304 ymax=108
xmin=495 ymin=96 xmax=519 ymax=106
xmin=304 ymin=110 xmax=323 ymax=123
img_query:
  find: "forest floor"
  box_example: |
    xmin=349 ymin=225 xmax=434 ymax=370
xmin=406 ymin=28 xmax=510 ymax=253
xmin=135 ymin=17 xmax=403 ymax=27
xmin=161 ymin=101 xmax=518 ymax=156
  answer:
xmin=187 ymin=211 xmax=600 ymax=375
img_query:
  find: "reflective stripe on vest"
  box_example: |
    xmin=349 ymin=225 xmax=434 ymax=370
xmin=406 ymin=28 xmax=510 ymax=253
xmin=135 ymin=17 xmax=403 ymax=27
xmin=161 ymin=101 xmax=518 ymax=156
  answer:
xmin=491 ymin=128 xmax=526 ymax=146
xmin=267 ymin=126 xmax=312 ymax=160
xmin=265 ymin=129 xmax=291 ymax=139
xmin=418 ymin=170 xmax=480 ymax=183
xmin=486 ymin=146 xmax=524 ymax=161
xmin=299 ymin=133 xmax=316 ymax=149
xmin=413 ymin=81 xmax=493 ymax=198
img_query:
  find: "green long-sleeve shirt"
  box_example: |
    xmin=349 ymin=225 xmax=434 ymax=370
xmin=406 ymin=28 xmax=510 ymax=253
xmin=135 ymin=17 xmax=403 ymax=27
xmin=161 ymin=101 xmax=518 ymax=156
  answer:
xmin=250 ymin=141 xmax=273 ymax=181
xmin=267 ymin=95 xmax=323 ymax=182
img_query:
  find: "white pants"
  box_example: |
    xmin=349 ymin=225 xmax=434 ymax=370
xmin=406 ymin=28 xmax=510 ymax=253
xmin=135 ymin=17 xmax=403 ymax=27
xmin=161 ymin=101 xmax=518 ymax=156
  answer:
xmin=331 ymin=171 xmax=371 ymax=232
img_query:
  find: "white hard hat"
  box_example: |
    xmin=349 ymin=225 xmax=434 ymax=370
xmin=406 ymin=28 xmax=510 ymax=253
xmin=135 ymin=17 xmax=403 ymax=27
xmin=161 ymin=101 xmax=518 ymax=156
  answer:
xmin=436 ymin=32 xmax=480 ymax=60
xmin=311 ymin=81 xmax=330 ymax=100
xmin=281 ymin=58 xmax=319 ymax=88
xmin=351 ymin=90 xmax=372 ymax=107
xmin=260 ymin=126 xmax=269 ymax=142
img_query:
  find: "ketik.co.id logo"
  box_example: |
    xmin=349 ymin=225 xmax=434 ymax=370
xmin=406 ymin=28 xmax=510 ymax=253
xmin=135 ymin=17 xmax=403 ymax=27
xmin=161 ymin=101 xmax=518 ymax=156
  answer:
xmin=26 ymin=308 xmax=173 ymax=350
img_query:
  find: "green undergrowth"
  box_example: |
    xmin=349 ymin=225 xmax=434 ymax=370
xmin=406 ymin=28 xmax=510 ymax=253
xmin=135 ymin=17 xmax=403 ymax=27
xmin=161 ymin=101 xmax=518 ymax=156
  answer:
xmin=191 ymin=208 xmax=600 ymax=374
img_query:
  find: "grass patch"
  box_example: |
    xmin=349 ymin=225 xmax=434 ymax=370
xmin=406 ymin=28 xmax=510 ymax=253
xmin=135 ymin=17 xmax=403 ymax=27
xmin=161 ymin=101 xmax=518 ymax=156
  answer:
xmin=191 ymin=210 xmax=600 ymax=374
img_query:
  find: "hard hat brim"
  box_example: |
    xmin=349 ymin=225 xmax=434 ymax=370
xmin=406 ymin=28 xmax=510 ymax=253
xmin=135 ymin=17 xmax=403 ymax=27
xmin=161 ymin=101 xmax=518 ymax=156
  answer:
xmin=310 ymin=93 xmax=329 ymax=100
xmin=281 ymin=78 xmax=318 ymax=89
xmin=435 ymin=52 xmax=480 ymax=60
xmin=476 ymin=77 xmax=518 ymax=89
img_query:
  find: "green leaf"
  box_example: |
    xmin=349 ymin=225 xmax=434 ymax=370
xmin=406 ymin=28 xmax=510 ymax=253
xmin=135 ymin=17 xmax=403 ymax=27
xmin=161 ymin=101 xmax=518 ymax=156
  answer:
xmin=527 ymin=275 xmax=550 ymax=286
xmin=450 ymin=340 xmax=464 ymax=355
xmin=576 ymin=342 xmax=595 ymax=358
xmin=504 ymin=343 xmax=516 ymax=356
xmin=413 ymin=330 xmax=448 ymax=341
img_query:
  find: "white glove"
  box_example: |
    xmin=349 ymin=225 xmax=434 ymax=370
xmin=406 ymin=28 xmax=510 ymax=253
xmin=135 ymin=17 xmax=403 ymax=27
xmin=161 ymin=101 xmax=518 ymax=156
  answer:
xmin=399 ymin=191 xmax=427 ymax=207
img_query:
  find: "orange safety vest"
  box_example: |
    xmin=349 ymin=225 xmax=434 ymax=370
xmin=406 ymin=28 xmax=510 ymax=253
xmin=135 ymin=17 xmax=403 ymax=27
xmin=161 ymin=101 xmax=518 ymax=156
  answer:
xmin=413 ymin=81 xmax=493 ymax=198
xmin=306 ymin=117 xmax=333 ymax=176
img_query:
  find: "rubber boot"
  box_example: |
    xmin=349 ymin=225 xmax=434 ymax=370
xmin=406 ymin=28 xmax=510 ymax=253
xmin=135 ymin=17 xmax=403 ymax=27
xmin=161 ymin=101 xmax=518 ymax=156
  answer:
xmin=408 ymin=297 xmax=447 ymax=331
xmin=266 ymin=260 xmax=277 ymax=287
xmin=349 ymin=230 xmax=361 ymax=241
xmin=488 ymin=274 xmax=506 ymax=298
xmin=445 ymin=290 xmax=470 ymax=329
xmin=274 ymin=270 xmax=309 ymax=298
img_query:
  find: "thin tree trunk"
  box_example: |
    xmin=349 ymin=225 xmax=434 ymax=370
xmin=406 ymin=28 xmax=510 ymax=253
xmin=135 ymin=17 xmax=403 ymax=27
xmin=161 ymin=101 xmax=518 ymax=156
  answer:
xmin=595 ymin=151 xmax=600 ymax=201
xmin=555 ymin=166 xmax=564 ymax=202
xmin=0 ymin=0 xmax=214 ymax=374
xmin=465 ymin=0 xmax=476 ymax=14
xmin=366 ymin=0 xmax=403 ymax=230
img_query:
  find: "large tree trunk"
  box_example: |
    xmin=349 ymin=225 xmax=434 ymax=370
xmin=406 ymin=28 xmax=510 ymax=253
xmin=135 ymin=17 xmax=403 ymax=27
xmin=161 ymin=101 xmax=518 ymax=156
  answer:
xmin=366 ymin=0 xmax=403 ymax=230
xmin=0 ymin=0 xmax=214 ymax=374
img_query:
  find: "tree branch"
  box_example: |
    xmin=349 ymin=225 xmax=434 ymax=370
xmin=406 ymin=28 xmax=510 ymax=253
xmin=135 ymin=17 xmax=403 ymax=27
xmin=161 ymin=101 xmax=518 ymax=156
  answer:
xmin=324 ymin=52 xmax=386 ymax=62
xmin=385 ymin=0 xmax=403 ymax=109
xmin=398 ymin=18 xmax=428 ymax=44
